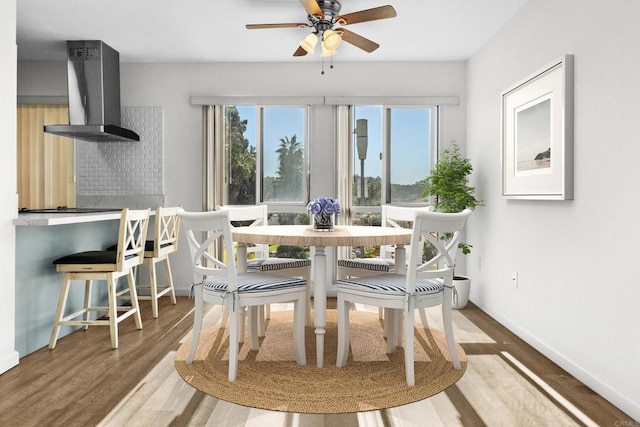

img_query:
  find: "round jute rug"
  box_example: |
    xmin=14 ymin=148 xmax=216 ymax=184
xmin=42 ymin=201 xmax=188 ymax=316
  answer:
xmin=174 ymin=309 xmax=466 ymax=413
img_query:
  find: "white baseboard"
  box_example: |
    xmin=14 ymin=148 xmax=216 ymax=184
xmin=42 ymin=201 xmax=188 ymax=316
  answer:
xmin=0 ymin=350 xmax=19 ymax=375
xmin=477 ymin=303 xmax=639 ymax=422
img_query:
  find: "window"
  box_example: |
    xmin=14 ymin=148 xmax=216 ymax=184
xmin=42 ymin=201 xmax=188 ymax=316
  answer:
xmin=207 ymin=105 xmax=311 ymax=259
xmin=345 ymin=105 xmax=437 ymax=260
xmin=261 ymin=108 xmax=306 ymax=203
xmin=205 ymin=100 xmax=441 ymax=263
xmin=223 ymin=105 xmax=257 ymax=205
xmin=349 ymin=105 xmax=437 ymax=218
xmin=220 ymin=105 xmax=308 ymax=208
xmin=387 ymin=107 xmax=434 ymax=204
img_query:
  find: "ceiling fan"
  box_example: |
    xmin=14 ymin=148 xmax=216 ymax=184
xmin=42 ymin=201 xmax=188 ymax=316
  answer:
xmin=246 ymin=0 xmax=397 ymax=57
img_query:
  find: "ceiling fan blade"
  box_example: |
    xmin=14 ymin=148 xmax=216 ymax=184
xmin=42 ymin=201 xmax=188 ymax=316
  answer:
xmin=335 ymin=5 xmax=397 ymax=25
xmin=293 ymin=46 xmax=308 ymax=57
xmin=336 ymin=28 xmax=379 ymax=53
xmin=246 ymin=23 xmax=307 ymax=29
xmin=299 ymin=0 xmax=324 ymax=18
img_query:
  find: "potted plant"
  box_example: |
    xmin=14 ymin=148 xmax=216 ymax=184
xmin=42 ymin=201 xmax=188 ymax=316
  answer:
xmin=420 ymin=142 xmax=482 ymax=309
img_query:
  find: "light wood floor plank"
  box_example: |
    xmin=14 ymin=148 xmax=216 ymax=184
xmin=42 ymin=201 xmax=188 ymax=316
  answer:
xmin=205 ymin=399 xmax=252 ymax=426
xmin=244 ymin=408 xmax=289 ymax=426
xmin=455 ymin=355 xmax=521 ymax=425
xmin=97 ymin=352 xmax=190 ymax=426
xmin=460 ymin=354 xmax=579 ymax=425
xmin=386 ymin=399 xmax=445 ymax=427
xmin=355 ymin=411 xmax=385 ymax=427
xmin=187 ymin=394 xmax=219 ymax=426
xmin=427 ymin=391 xmax=465 ymax=427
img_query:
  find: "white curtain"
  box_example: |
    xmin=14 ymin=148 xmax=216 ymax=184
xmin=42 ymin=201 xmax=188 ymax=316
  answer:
xmin=335 ymin=105 xmax=352 ymax=261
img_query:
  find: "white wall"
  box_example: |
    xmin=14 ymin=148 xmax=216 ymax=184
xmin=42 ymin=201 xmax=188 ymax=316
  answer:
xmin=15 ymin=58 xmax=467 ymax=342
xmin=466 ymin=0 xmax=640 ymax=419
xmin=0 ymin=0 xmax=19 ymax=374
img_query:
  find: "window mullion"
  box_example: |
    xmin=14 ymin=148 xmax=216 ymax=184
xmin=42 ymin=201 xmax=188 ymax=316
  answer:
xmin=256 ymin=107 xmax=264 ymax=203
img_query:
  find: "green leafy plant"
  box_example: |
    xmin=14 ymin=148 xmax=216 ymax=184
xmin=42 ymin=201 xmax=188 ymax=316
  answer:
xmin=420 ymin=143 xmax=482 ymax=255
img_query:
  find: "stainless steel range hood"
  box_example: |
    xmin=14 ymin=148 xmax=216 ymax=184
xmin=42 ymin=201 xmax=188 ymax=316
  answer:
xmin=44 ymin=41 xmax=139 ymax=142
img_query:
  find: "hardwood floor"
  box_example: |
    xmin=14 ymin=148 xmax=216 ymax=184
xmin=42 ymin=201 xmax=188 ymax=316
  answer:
xmin=0 ymin=297 xmax=633 ymax=426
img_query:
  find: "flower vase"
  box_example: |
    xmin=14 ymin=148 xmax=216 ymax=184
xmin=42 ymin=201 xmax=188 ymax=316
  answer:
xmin=313 ymin=213 xmax=335 ymax=231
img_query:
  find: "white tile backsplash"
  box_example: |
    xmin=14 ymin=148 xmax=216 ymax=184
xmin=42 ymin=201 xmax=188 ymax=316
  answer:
xmin=76 ymin=107 xmax=163 ymax=196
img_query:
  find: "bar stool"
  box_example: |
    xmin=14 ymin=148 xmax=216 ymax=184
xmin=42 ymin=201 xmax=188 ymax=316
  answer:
xmin=49 ymin=208 xmax=150 ymax=349
xmin=138 ymin=206 xmax=181 ymax=318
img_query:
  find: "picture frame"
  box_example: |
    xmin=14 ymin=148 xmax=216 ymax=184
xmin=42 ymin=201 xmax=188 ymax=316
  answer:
xmin=501 ymin=55 xmax=574 ymax=200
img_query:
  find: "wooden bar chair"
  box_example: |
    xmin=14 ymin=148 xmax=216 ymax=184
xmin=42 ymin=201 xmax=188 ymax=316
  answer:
xmin=138 ymin=206 xmax=181 ymax=318
xmin=49 ymin=208 xmax=150 ymax=349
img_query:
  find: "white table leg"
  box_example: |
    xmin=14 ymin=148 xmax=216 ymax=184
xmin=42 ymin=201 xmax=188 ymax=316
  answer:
xmin=237 ymin=243 xmax=247 ymax=273
xmin=236 ymin=243 xmax=249 ymax=343
xmin=395 ymin=244 xmax=406 ymax=274
xmin=395 ymin=244 xmax=406 ymax=348
xmin=313 ymin=245 xmax=327 ymax=368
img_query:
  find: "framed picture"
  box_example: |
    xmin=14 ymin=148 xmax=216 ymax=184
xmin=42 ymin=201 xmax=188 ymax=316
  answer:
xmin=501 ymin=55 xmax=574 ymax=200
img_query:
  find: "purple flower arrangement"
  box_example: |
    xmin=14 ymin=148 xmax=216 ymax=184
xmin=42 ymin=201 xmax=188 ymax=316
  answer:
xmin=307 ymin=197 xmax=341 ymax=231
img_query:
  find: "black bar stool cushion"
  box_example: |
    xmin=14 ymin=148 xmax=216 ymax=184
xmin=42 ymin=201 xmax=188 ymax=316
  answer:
xmin=106 ymin=240 xmax=171 ymax=252
xmin=53 ymin=251 xmax=118 ymax=265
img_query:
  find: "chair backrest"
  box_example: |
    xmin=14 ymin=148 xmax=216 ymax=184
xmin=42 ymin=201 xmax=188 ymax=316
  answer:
xmin=379 ymin=205 xmax=428 ymax=259
xmin=178 ymin=208 xmax=238 ymax=290
xmin=117 ymin=208 xmax=151 ymax=272
xmin=151 ymin=206 xmax=181 ymax=257
xmin=405 ymin=209 xmax=472 ymax=293
xmin=218 ymin=205 xmax=270 ymax=261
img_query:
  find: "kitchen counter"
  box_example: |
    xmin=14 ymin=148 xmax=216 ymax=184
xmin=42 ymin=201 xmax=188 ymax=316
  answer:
xmin=16 ymin=210 xmax=130 ymax=226
xmin=14 ymin=207 xmax=157 ymax=356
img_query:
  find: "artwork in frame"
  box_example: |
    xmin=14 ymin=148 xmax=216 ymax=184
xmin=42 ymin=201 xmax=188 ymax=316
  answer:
xmin=501 ymin=55 xmax=574 ymax=200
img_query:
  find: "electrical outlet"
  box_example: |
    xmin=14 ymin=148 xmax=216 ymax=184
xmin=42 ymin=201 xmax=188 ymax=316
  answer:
xmin=511 ymin=272 xmax=518 ymax=288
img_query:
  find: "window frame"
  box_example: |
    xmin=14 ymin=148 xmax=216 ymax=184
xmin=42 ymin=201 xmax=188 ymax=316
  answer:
xmin=348 ymin=104 xmax=439 ymax=220
xmin=255 ymin=105 xmax=310 ymax=212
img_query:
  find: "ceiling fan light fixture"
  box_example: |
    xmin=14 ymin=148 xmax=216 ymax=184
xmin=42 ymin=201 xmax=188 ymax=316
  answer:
xmin=300 ymin=33 xmax=318 ymax=53
xmin=321 ymin=44 xmax=337 ymax=57
xmin=322 ymin=29 xmax=342 ymax=51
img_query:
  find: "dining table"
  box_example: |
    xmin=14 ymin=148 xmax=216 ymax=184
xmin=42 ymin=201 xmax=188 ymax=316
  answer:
xmin=231 ymin=224 xmax=412 ymax=367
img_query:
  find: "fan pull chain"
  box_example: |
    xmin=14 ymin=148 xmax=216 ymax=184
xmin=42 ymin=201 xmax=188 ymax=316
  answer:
xmin=320 ymin=55 xmax=334 ymax=75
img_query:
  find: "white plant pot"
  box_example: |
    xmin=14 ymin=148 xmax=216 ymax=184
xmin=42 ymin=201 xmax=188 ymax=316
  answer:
xmin=452 ymin=276 xmax=471 ymax=309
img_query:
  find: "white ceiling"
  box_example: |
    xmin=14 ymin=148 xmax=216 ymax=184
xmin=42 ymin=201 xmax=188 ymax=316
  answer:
xmin=16 ymin=0 xmax=529 ymax=63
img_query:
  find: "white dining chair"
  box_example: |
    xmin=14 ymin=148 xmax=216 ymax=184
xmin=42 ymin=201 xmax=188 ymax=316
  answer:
xmin=219 ymin=205 xmax=312 ymax=335
xmin=178 ymin=208 xmax=307 ymax=382
xmin=336 ymin=208 xmax=471 ymax=386
xmin=337 ymin=205 xmax=431 ymax=336
xmin=337 ymin=205 xmax=418 ymax=278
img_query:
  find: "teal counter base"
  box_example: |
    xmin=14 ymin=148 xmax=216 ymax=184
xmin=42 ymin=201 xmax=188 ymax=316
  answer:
xmin=15 ymin=220 xmax=120 ymax=357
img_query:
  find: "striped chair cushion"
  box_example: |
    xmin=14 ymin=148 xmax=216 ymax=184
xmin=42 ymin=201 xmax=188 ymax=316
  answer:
xmin=247 ymin=258 xmax=311 ymax=272
xmin=202 ymin=272 xmax=306 ymax=293
xmin=338 ymin=273 xmax=443 ymax=295
xmin=337 ymin=258 xmax=395 ymax=272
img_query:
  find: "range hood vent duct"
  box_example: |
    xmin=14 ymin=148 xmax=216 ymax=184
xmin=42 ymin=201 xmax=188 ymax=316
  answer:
xmin=44 ymin=41 xmax=139 ymax=142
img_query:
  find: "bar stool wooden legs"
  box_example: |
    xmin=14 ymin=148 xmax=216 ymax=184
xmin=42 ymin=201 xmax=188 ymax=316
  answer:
xmin=137 ymin=207 xmax=180 ymax=318
xmin=49 ymin=208 xmax=150 ymax=349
